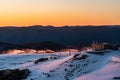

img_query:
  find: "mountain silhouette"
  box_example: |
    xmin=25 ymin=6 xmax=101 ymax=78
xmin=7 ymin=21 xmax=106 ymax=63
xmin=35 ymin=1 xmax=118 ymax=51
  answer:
xmin=0 ymin=25 xmax=120 ymax=46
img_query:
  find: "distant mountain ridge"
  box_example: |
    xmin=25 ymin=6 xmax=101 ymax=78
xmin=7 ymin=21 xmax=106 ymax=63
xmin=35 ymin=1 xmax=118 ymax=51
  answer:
xmin=0 ymin=25 xmax=120 ymax=46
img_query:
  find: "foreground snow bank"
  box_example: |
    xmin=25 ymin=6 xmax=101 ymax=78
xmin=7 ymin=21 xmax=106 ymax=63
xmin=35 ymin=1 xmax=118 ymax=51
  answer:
xmin=0 ymin=51 xmax=120 ymax=80
xmin=112 ymin=56 xmax=120 ymax=62
xmin=75 ymin=51 xmax=120 ymax=80
xmin=75 ymin=62 xmax=120 ymax=80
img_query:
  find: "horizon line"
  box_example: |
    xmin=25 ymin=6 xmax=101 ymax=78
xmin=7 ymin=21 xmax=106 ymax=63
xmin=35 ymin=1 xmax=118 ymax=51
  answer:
xmin=0 ymin=24 xmax=120 ymax=28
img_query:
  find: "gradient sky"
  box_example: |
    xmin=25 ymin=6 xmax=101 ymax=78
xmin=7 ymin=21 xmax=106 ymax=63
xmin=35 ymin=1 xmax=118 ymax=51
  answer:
xmin=0 ymin=0 xmax=120 ymax=26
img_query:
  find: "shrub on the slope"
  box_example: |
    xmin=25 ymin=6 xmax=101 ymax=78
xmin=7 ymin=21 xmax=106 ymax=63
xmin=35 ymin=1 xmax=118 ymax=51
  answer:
xmin=34 ymin=58 xmax=48 ymax=64
xmin=0 ymin=69 xmax=30 ymax=80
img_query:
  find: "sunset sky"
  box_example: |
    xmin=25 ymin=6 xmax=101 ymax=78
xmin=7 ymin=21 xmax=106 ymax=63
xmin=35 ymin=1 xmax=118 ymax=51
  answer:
xmin=0 ymin=0 xmax=120 ymax=26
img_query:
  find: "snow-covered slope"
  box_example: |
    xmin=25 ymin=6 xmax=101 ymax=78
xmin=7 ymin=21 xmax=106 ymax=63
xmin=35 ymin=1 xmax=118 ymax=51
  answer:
xmin=75 ymin=51 xmax=120 ymax=80
xmin=0 ymin=51 xmax=120 ymax=80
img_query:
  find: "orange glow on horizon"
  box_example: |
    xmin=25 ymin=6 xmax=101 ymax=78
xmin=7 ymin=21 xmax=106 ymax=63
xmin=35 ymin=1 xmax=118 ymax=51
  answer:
xmin=0 ymin=12 xmax=120 ymax=27
xmin=0 ymin=0 xmax=120 ymax=27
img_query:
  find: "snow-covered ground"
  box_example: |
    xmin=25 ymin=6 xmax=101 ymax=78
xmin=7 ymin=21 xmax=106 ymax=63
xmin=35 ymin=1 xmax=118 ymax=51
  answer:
xmin=0 ymin=50 xmax=120 ymax=80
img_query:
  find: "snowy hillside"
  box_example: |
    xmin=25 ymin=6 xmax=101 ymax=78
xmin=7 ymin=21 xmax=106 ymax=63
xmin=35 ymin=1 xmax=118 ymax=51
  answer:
xmin=0 ymin=51 xmax=120 ymax=80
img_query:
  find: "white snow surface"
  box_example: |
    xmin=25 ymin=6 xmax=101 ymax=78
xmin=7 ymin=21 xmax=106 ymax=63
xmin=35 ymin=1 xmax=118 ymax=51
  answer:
xmin=0 ymin=51 xmax=120 ymax=80
xmin=75 ymin=51 xmax=120 ymax=80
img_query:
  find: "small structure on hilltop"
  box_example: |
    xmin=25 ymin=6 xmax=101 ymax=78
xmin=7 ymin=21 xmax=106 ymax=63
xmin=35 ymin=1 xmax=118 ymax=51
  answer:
xmin=91 ymin=41 xmax=119 ymax=50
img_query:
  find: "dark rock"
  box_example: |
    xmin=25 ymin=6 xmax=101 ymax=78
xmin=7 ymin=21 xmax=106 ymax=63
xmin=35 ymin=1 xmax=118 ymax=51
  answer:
xmin=113 ymin=77 xmax=120 ymax=80
xmin=34 ymin=58 xmax=48 ymax=64
xmin=0 ymin=69 xmax=30 ymax=80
